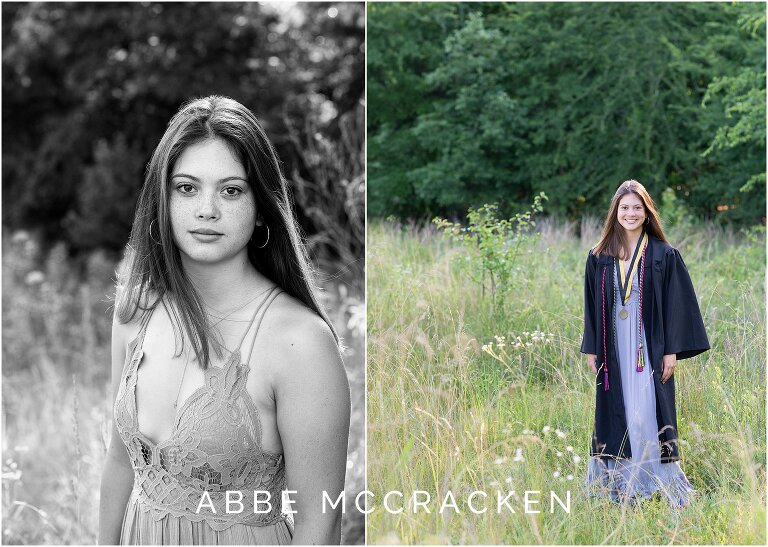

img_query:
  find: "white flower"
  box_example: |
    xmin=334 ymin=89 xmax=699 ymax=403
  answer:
xmin=572 ymin=455 xmax=581 ymax=464
xmin=542 ymin=425 xmax=551 ymax=433
xmin=25 ymin=270 xmax=45 ymax=285
xmin=553 ymin=471 xmax=560 ymax=478
xmin=555 ymin=429 xmax=566 ymax=438
xmin=556 ymin=451 xmax=563 ymax=457
xmin=567 ymin=474 xmax=574 ymax=481
xmin=505 ymin=476 xmax=513 ymax=484
xmin=566 ymin=446 xmax=574 ymax=452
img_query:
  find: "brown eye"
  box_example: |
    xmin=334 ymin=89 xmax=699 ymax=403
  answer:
xmin=222 ymin=186 xmax=243 ymax=197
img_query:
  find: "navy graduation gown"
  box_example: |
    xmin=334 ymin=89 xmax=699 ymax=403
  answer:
xmin=580 ymin=235 xmax=710 ymax=463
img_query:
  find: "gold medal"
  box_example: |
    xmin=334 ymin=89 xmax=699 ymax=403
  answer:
xmin=619 ymin=308 xmax=629 ymax=320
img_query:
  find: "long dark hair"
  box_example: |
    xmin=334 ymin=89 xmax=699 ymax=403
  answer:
xmin=593 ymin=179 xmax=669 ymax=258
xmin=117 ymin=95 xmax=336 ymax=368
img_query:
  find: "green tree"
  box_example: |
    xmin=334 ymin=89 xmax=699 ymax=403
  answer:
xmin=367 ymin=2 xmax=766 ymax=225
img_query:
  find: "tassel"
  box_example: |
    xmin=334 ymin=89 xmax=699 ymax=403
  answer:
xmin=603 ymin=365 xmax=610 ymax=391
xmin=636 ymin=345 xmax=644 ymax=372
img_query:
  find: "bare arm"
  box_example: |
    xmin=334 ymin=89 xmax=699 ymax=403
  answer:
xmin=586 ymin=354 xmax=598 ymax=374
xmin=97 ymin=314 xmax=137 ymax=544
xmin=273 ymin=314 xmax=350 ymax=545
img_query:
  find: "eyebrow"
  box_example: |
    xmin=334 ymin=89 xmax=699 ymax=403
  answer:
xmin=171 ymin=173 xmax=247 ymax=184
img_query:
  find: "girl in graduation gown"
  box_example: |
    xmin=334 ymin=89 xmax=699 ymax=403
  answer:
xmin=581 ymin=180 xmax=709 ymax=507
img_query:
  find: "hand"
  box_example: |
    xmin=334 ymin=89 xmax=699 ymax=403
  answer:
xmin=587 ymin=354 xmax=598 ymax=375
xmin=661 ymin=354 xmax=676 ymax=384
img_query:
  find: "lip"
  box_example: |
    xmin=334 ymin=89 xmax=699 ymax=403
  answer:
xmin=190 ymin=228 xmax=223 ymax=235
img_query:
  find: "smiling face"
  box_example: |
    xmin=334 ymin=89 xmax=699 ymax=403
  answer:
xmin=616 ymin=192 xmax=647 ymax=236
xmin=169 ymin=138 xmax=257 ymax=267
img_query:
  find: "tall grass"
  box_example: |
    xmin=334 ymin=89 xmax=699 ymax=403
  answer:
xmin=1 ymin=231 xmax=365 ymax=544
xmin=367 ymin=219 xmax=766 ymax=544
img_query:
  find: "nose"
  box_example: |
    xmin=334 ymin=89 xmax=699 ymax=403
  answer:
xmin=196 ymin=190 xmax=220 ymax=220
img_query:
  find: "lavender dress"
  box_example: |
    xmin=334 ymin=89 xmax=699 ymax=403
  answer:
xmin=585 ymin=266 xmax=695 ymax=507
xmin=113 ymin=288 xmax=294 ymax=544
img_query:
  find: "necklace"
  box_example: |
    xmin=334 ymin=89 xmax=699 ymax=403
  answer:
xmin=173 ymin=285 xmax=273 ymax=409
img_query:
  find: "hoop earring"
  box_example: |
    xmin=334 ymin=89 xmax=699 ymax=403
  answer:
xmin=254 ymin=224 xmax=270 ymax=249
xmin=149 ymin=219 xmax=160 ymax=245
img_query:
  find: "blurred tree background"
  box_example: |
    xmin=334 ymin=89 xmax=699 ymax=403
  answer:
xmin=368 ymin=2 xmax=765 ymax=225
xmin=2 ymin=3 xmax=364 ymax=544
xmin=3 ymin=1 xmax=364 ymax=276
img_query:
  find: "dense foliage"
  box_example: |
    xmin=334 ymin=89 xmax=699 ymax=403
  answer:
xmin=368 ymin=2 xmax=765 ymax=225
xmin=2 ymin=2 xmax=364 ymax=273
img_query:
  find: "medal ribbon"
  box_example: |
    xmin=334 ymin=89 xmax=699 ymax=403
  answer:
xmin=617 ymin=231 xmax=648 ymax=305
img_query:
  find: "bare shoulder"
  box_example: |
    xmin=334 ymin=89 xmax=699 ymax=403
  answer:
xmin=112 ymin=288 xmax=161 ymax=351
xmin=256 ymin=292 xmax=347 ymax=393
xmin=112 ymin=307 xmax=143 ymax=351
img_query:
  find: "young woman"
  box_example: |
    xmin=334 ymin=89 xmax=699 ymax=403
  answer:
xmin=581 ymin=180 xmax=709 ymax=508
xmin=98 ymin=96 xmax=351 ymax=544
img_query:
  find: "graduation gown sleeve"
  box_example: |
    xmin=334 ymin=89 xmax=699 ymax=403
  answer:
xmin=661 ymin=248 xmax=710 ymax=360
xmin=581 ymin=250 xmax=598 ymax=355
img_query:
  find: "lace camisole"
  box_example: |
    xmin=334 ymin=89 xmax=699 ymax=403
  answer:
xmin=112 ymin=287 xmax=293 ymax=544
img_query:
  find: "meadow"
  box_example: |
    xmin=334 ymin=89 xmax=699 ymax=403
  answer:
xmin=367 ymin=218 xmax=766 ymax=544
xmin=1 ymin=231 xmax=365 ymax=545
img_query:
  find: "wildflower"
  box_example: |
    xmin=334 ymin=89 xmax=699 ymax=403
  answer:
xmin=505 ymin=476 xmax=513 ymax=484
xmin=555 ymin=429 xmax=566 ymax=439
xmin=482 ymin=344 xmax=490 ymax=352
xmin=25 ymin=270 xmax=45 ymax=286
xmin=496 ymin=343 xmax=506 ymax=348
xmin=553 ymin=471 xmax=560 ymax=478
xmin=567 ymin=474 xmax=574 ymax=481
xmin=556 ymin=451 xmax=563 ymax=457
xmin=566 ymin=446 xmax=573 ymax=452
xmin=572 ymin=455 xmax=581 ymax=464
xmin=542 ymin=425 xmax=551 ymax=433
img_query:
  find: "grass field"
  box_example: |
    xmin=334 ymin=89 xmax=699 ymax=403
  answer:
xmin=367 ymin=218 xmax=766 ymax=544
xmin=1 ymin=231 xmax=365 ymax=545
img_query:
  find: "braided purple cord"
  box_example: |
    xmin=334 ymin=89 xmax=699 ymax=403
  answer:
xmin=601 ymin=265 xmax=609 ymax=391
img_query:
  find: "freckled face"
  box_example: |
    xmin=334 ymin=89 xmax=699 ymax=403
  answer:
xmin=616 ymin=193 xmax=646 ymax=235
xmin=169 ymin=138 xmax=256 ymax=266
